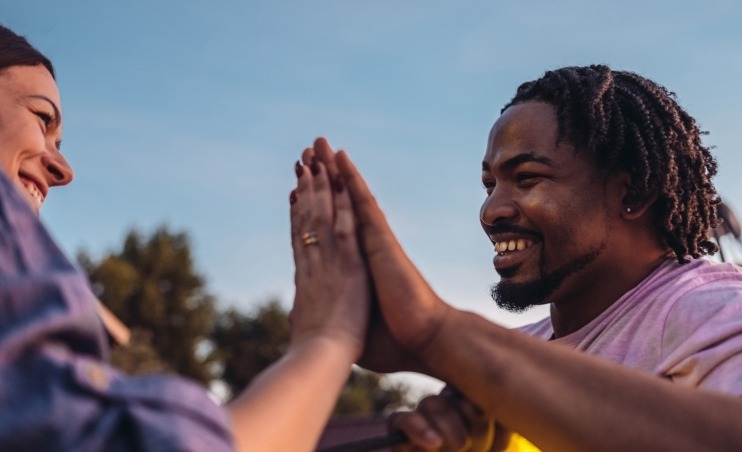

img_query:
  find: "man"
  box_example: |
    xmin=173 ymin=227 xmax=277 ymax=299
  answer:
xmin=306 ymin=65 xmax=742 ymax=450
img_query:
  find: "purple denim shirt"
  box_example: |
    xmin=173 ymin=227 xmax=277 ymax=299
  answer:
xmin=0 ymin=172 xmax=234 ymax=451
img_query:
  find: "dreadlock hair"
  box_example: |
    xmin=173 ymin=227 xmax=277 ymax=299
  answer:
xmin=502 ymin=64 xmax=719 ymax=264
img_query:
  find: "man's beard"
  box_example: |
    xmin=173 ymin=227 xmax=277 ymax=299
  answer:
xmin=490 ymin=246 xmax=604 ymax=313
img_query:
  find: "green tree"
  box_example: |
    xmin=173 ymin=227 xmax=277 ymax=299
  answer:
xmin=78 ymin=226 xmax=217 ymax=386
xmin=212 ymin=299 xmax=414 ymax=414
xmin=211 ymin=299 xmax=291 ymax=399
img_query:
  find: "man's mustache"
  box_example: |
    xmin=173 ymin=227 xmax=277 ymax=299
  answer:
xmin=483 ymin=223 xmax=542 ymax=239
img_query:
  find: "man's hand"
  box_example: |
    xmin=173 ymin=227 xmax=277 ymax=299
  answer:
xmin=388 ymin=387 xmax=497 ymax=451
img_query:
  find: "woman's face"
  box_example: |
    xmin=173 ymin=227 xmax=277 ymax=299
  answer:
xmin=0 ymin=64 xmax=73 ymax=214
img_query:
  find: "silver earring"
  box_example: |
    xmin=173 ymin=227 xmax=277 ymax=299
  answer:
xmin=626 ymin=207 xmax=632 ymax=213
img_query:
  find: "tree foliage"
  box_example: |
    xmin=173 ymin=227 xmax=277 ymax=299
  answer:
xmin=78 ymin=226 xmax=217 ymax=386
xmin=211 ymin=299 xmax=291 ymax=399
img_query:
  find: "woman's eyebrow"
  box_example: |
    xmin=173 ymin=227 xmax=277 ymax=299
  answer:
xmin=27 ymin=94 xmax=62 ymax=124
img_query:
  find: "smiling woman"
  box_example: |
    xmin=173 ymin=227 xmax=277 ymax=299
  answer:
xmin=0 ymin=30 xmax=73 ymax=214
xmin=0 ymin=23 xmax=371 ymax=452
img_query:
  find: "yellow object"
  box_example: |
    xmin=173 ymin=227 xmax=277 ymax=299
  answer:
xmin=504 ymin=433 xmax=541 ymax=452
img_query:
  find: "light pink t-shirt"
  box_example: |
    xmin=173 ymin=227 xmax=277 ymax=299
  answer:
xmin=520 ymin=259 xmax=742 ymax=395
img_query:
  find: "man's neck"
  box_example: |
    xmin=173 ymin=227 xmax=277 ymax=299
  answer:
xmin=549 ymin=252 xmax=672 ymax=338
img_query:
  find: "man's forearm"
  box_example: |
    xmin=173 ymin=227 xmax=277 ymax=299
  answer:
xmin=426 ymin=310 xmax=742 ymax=451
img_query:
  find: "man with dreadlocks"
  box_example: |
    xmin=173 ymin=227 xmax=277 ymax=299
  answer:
xmin=294 ymin=65 xmax=742 ymax=450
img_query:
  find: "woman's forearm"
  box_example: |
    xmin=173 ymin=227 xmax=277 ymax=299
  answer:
xmin=227 ymin=337 xmax=355 ymax=452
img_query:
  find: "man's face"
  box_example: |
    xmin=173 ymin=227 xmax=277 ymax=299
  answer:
xmin=0 ymin=64 xmax=73 ymax=214
xmin=480 ymin=101 xmax=619 ymax=312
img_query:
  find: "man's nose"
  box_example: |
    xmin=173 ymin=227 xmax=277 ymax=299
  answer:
xmin=480 ymin=187 xmax=517 ymax=227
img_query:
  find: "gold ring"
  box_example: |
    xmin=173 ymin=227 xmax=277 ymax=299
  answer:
xmin=301 ymin=231 xmax=319 ymax=246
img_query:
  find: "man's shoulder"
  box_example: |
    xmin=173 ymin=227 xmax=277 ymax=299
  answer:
xmin=660 ymin=259 xmax=742 ymax=329
xmin=642 ymin=258 xmax=742 ymax=300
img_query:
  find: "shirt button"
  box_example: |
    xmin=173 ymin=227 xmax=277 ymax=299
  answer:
xmin=85 ymin=363 xmax=109 ymax=391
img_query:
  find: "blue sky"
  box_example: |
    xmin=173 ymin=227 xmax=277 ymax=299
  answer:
xmin=5 ymin=1 xmax=742 ymax=392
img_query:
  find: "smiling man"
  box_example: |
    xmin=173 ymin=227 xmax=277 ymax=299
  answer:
xmin=305 ymin=65 xmax=742 ymax=451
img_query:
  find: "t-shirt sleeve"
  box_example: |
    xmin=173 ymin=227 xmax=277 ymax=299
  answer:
xmin=660 ymin=280 xmax=742 ymax=395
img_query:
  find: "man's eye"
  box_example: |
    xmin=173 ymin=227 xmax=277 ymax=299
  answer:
xmin=516 ymin=173 xmax=540 ymax=183
xmin=482 ymin=181 xmax=495 ymax=193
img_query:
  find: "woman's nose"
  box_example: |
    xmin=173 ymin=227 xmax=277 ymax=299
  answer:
xmin=42 ymin=152 xmax=74 ymax=187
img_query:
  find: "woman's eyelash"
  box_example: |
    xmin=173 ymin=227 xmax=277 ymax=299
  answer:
xmin=35 ymin=111 xmax=54 ymax=125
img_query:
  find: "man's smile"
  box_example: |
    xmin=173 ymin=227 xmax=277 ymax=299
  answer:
xmin=492 ymin=237 xmax=540 ymax=275
xmin=494 ymin=238 xmax=535 ymax=254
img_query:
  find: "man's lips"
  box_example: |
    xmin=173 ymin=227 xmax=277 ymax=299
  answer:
xmin=493 ymin=240 xmax=540 ymax=274
xmin=485 ymin=225 xmax=542 ymax=275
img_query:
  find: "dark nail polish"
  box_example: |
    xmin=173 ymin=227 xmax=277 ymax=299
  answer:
xmin=310 ymin=156 xmax=321 ymax=175
xmin=333 ymin=176 xmax=344 ymax=193
xmin=295 ymin=161 xmax=303 ymax=178
xmin=289 ymin=189 xmax=297 ymax=204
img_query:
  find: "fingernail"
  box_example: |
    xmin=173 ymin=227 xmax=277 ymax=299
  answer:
xmin=289 ymin=189 xmax=297 ymax=204
xmin=333 ymin=176 xmax=344 ymax=193
xmin=295 ymin=161 xmax=303 ymax=178
xmin=422 ymin=429 xmax=443 ymax=448
xmin=310 ymin=156 xmax=321 ymax=175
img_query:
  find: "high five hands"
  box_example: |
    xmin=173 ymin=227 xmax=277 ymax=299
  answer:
xmin=292 ymin=138 xmax=496 ymax=451
xmin=298 ymin=137 xmax=456 ymax=375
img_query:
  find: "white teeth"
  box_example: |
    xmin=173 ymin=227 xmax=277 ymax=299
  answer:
xmin=495 ymin=239 xmax=534 ymax=254
xmin=24 ymin=182 xmax=44 ymax=208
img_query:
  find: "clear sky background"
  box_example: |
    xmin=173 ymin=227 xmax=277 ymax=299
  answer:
xmin=4 ymin=1 xmax=742 ymax=394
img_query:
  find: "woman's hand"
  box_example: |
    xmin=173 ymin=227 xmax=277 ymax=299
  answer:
xmin=289 ymin=155 xmax=370 ymax=361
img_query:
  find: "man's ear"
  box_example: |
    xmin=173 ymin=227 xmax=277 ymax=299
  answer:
xmin=617 ymin=172 xmax=658 ymax=219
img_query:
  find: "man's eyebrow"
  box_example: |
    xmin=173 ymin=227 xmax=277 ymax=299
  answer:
xmin=27 ymin=95 xmax=62 ymax=123
xmin=483 ymin=153 xmax=556 ymax=172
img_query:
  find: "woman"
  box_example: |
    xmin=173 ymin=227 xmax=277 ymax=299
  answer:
xmin=0 ymin=24 xmax=370 ymax=451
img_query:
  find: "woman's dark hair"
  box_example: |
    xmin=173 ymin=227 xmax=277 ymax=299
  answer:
xmin=503 ymin=65 xmax=719 ymax=263
xmin=0 ymin=24 xmax=54 ymax=77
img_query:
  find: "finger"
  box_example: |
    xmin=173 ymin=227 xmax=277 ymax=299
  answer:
xmin=301 ymin=146 xmax=315 ymax=166
xmin=388 ymin=411 xmax=443 ymax=451
xmin=332 ymin=175 xmax=363 ymax=265
xmin=291 ymin=160 xmax=322 ymax=277
xmin=335 ymin=150 xmax=394 ymax=238
xmin=492 ymin=423 xmax=514 ymax=452
xmin=308 ymin=157 xmax=335 ymax=251
xmin=416 ymin=395 xmax=472 ymax=451
xmin=313 ymin=136 xmax=340 ymax=182
xmin=438 ymin=386 xmax=494 ymax=451
xmin=452 ymin=398 xmax=494 ymax=451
